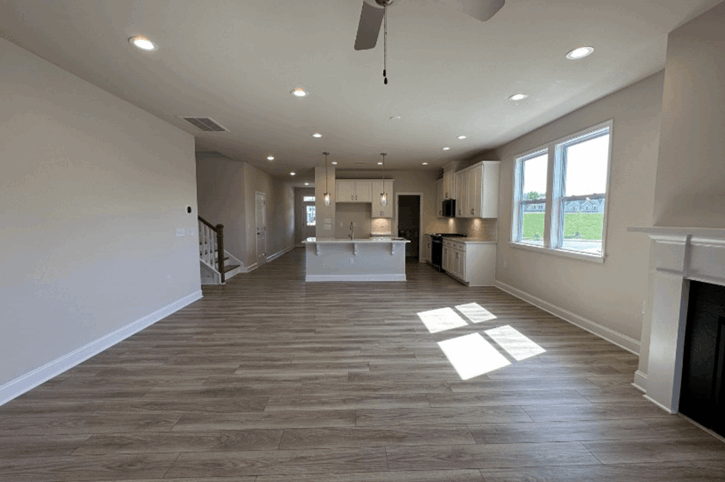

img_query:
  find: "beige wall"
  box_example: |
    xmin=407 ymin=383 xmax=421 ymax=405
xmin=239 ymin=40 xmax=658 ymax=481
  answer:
xmin=196 ymin=155 xmax=295 ymax=268
xmin=493 ymin=72 xmax=665 ymax=345
xmin=652 ymin=1 xmax=725 ymax=228
xmin=0 ymin=39 xmax=200 ymax=387
xmin=196 ymin=154 xmax=249 ymax=263
xmin=314 ymin=166 xmax=336 ymax=238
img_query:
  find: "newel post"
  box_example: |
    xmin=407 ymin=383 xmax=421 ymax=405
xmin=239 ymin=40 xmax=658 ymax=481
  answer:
xmin=216 ymin=224 xmax=225 ymax=284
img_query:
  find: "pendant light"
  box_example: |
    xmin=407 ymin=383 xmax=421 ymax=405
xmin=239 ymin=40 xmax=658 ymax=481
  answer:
xmin=380 ymin=153 xmax=388 ymax=207
xmin=323 ymin=152 xmax=331 ymax=206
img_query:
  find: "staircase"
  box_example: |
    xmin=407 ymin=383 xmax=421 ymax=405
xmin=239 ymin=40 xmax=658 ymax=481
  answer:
xmin=198 ymin=216 xmax=242 ymax=285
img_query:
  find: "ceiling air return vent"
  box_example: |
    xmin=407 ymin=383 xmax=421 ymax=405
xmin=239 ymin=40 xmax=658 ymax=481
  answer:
xmin=181 ymin=117 xmax=229 ymax=132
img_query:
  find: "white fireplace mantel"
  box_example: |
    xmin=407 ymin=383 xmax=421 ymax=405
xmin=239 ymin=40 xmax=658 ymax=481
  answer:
xmin=629 ymin=226 xmax=725 ymax=413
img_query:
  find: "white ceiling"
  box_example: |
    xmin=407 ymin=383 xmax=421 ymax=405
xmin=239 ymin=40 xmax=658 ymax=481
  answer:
xmin=1 ymin=0 xmax=721 ymax=185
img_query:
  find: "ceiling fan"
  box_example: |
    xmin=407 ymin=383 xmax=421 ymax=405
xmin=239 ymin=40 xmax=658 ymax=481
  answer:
xmin=354 ymin=0 xmax=506 ymax=51
xmin=354 ymin=0 xmax=505 ymax=84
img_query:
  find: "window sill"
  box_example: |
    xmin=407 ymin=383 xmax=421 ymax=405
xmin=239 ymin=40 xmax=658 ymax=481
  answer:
xmin=509 ymin=242 xmax=605 ymax=264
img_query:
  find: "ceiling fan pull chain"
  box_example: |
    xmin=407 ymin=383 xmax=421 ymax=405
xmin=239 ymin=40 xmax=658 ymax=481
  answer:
xmin=383 ymin=3 xmax=388 ymax=85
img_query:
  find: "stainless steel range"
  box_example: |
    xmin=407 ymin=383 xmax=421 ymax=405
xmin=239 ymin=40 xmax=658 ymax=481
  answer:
xmin=430 ymin=233 xmax=467 ymax=272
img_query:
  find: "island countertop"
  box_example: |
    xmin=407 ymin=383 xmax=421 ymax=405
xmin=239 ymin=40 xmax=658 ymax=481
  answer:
xmin=303 ymin=237 xmax=410 ymax=244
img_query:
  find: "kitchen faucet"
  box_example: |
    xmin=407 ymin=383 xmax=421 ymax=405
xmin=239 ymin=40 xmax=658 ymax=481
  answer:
xmin=348 ymin=221 xmax=354 ymax=241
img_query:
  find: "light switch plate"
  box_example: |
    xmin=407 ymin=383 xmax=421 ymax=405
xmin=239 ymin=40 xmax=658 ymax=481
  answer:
xmin=187 ymin=228 xmax=195 ymax=236
xmin=175 ymin=228 xmax=185 ymax=237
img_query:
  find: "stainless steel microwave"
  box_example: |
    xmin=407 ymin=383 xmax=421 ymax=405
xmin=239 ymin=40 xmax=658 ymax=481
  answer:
xmin=442 ymin=199 xmax=456 ymax=217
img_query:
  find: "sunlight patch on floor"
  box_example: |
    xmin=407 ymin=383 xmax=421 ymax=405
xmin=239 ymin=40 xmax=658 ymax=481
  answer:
xmin=485 ymin=325 xmax=546 ymax=361
xmin=417 ymin=307 xmax=468 ymax=334
xmin=437 ymin=333 xmax=511 ymax=380
xmin=455 ymin=302 xmax=497 ymax=323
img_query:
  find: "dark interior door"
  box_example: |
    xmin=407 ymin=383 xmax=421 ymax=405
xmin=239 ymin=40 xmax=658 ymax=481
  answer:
xmin=679 ymin=280 xmax=725 ymax=436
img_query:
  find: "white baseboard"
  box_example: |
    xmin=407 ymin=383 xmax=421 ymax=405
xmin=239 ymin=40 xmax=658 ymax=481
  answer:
xmin=0 ymin=290 xmax=203 ymax=407
xmin=306 ymin=274 xmax=407 ymax=282
xmin=267 ymin=245 xmax=295 ymax=263
xmin=644 ymin=394 xmax=676 ymax=414
xmin=632 ymin=370 xmax=647 ymax=393
xmin=494 ymin=280 xmax=641 ymax=356
xmin=242 ymin=262 xmax=258 ymax=273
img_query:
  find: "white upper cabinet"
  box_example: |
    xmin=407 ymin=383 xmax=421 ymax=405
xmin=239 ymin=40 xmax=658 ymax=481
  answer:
xmin=455 ymin=170 xmax=467 ymax=217
xmin=436 ymin=179 xmax=444 ymax=218
xmin=442 ymin=170 xmax=455 ymax=199
xmin=336 ymin=180 xmax=356 ymax=202
xmin=371 ymin=180 xmax=394 ymax=218
xmin=453 ymin=161 xmax=500 ymax=218
xmin=336 ymin=180 xmax=373 ymax=203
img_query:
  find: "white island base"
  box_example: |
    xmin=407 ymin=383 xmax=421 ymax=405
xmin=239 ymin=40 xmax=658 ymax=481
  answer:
xmin=303 ymin=237 xmax=411 ymax=282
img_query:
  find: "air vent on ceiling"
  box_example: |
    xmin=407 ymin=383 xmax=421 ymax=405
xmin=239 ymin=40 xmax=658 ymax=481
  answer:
xmin=354 ymin=161 xmax=366 ymax=165
xmin=181 ymin=117 xmax=229 ymax=132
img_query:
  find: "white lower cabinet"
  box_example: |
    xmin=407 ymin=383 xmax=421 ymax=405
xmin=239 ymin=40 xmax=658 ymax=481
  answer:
xmin=442 ymin=239 xmax=496 ymax=286
xmin=423 ymin=234 xmax=432 ymax=262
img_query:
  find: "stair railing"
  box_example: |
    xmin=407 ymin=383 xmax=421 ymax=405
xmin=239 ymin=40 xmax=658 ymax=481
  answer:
xmin=198 ymin=216 xmax=226 ymax=283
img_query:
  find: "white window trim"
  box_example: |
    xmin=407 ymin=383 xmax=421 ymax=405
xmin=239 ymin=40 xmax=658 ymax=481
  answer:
xmin=509 ymin=119 xmax=613 ymax=264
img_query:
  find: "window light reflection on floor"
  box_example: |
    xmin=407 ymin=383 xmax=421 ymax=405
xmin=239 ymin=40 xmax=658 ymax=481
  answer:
xmin=417 ymin=307 xmax=468 ymax=334
xmin=485 ymin=325 xmax=546 ymax=361
xmin=455 ymin=302 xmax=497 ymax=323
xmin=438 ymin=333 xmax=511 ymax=380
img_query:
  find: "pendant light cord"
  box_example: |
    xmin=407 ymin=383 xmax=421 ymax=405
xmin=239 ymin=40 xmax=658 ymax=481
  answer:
xmin=383 ymin=4 xmax=388 ymax=85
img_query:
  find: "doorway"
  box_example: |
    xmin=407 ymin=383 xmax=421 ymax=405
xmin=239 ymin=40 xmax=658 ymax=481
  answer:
xmin=255 ymin=191 xmax=267 ymax=267
xmin=396 ymin=193 xmax=422 ymax=261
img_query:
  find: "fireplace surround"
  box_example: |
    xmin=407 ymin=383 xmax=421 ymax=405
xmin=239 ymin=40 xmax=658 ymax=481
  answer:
xmin=630 ymin=226 xmax=725 ymax=414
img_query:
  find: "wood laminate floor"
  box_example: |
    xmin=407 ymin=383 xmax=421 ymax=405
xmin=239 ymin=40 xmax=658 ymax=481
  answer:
xmin=2 ymin=248 xmax=724 ymax=481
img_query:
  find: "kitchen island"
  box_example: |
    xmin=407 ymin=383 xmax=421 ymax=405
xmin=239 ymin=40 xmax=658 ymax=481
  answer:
xmin=302 ymin=237 xmax=411 ymax=282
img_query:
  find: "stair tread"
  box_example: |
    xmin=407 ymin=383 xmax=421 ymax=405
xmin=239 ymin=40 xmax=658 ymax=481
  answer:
xmin=224 ymin=264 xmax=240 ymax=273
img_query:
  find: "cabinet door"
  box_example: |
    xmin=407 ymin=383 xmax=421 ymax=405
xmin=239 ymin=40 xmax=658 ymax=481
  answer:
xmin=458 ymin=249 xmax=466 ymax=281
xmin=336 ymin=180 xmax=356 ymax=202
xmin=436 ymin=179 xmax=444 ymax=218
xmin=481 ymin=162 xmax=500 ymax=218
xmin=442 ymin=246 xmax=449 ymax=270
xmin=455 ymin=171 xmax=467 ymax=217
xmin=467 ymin=166 xmax=483 ymax=217
xmin=355 ymin=181 xmax=372 ymax=203
xmin=443 ymin=170 xmax=455 ymax=200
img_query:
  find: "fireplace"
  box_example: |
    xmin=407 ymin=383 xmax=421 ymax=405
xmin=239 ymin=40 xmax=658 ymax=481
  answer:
xmin=679 ymin=280 xmax=725 ymax=435
xmin=629 ymin=227 xmax=725 ymax=420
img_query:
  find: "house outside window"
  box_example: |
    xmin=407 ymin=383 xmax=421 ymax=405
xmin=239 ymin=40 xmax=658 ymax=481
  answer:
xmin=511 ymin=120 xmax=613 ymax=262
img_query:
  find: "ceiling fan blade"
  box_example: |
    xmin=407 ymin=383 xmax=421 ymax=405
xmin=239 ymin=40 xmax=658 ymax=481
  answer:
xmin=441 ymin=0 xmax=505 ymax=22
xmin=354 ymin=1 xmax=385 ymax=51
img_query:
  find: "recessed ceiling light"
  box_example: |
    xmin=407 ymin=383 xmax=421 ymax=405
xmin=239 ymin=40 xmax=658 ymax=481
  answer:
xmin=456 ymin=135 xmax=467 ymax=140
xmin=378 ymin=162 xmax=383 ymax=165
xmin=566 ymin=46 xmax=594 ymax=60
xmin=290 ymin=172 xmax=296 ymax=176
xmin=422 ymin=162 xmax=428 ymax=165
xmin=331 ymin=161 xmax=338 ymax=165
xmin=442 ymin=147 xmax=451 ymax=151
xmin=509 ymin=93 xmax=529 ymax=101
xmin=291 ymin=88 xmax=307 ymax=97
xmin=312 ymin=133 xmax=322 ymax=138
xmin=304 ymin=182 xmax=309 ymax=186
xmin=390 ymin=116 xmax=401 ymax=121
xmin=267 ymin=156 xmax=274 ymax=161
xmin=129 ymin=35 xmax=156 ymax=51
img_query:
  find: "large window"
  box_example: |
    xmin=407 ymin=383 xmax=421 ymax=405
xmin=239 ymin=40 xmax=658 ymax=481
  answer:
xmin=512 ymin=121 xmax=612 ymax=261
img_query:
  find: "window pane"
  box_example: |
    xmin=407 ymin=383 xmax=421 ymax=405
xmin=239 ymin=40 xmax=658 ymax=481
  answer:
xmin=561 ymin=198 xmax=604 ymax=254
xmin=521 ymin=202 xmax=545 ymax=246
xmin=306 ymin=206 xmax=316 ymax=226
xmin=303 ymin=196 xmax=315 ymax=202
xmin=523 ymin=153 xmax=548 ymax=200
xmin=564 ymin=134 xmax=609 ymax=196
